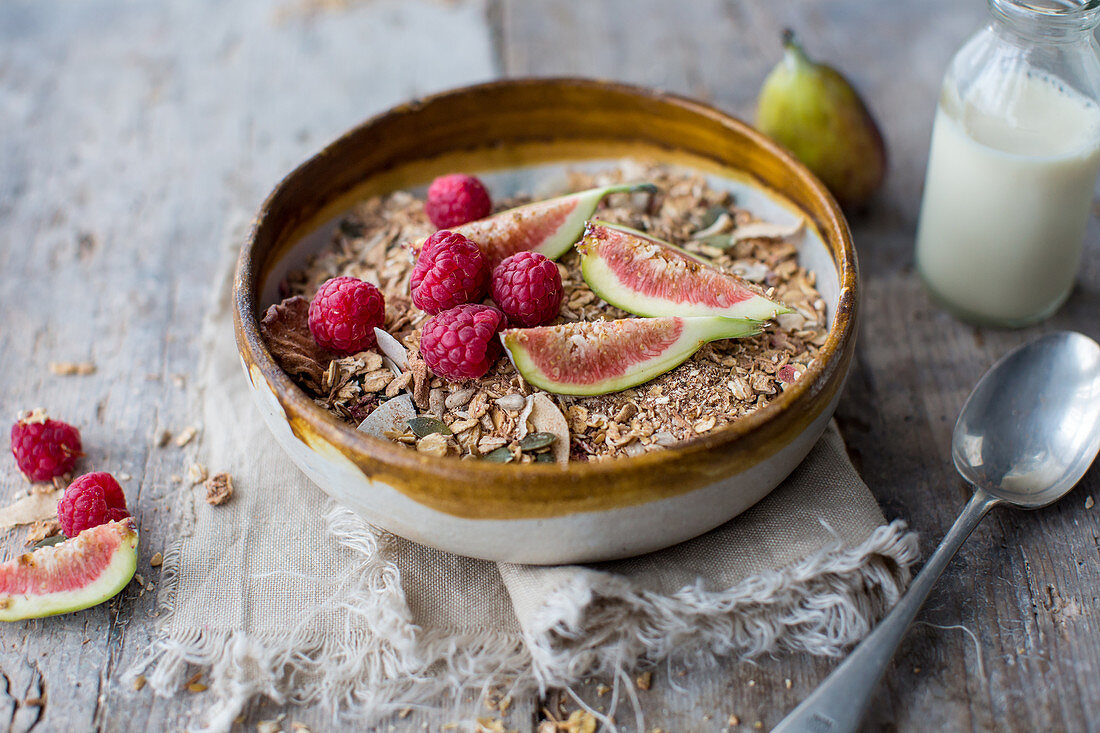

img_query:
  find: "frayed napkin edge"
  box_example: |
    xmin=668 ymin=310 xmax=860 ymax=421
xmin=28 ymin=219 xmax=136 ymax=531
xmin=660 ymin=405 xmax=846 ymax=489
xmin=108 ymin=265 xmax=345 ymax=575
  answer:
xmin=125 ymin=508 xmax=917 ymax=732
xmin=519 ymin=519 xmax=920 ymax=692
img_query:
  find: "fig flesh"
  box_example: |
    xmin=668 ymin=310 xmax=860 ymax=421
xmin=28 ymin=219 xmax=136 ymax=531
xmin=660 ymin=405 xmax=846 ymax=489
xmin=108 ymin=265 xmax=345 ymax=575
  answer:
xmin=0 ymin=519 xmax=138 ymax=621
xmin=412 ymin=183 xmax=656 ymax=266
xmin=756 ymin=30 xmax=886 ymax=209
xmin=501 ymin=316 xmax=761 ymax=396
xmin=577 ymin=221 xmax=790 ymax=321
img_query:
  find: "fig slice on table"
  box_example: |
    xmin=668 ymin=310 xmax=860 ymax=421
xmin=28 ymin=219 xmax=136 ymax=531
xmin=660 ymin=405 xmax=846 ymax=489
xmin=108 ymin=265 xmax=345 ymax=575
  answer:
xmin=577 ymin=221 xmax=791 ymax=321
xmin=501 ymin=316 xmax=761 ymax=396
xmin=412 ymin=183 xmax=657 ymax=266
xmin=0 ymin=518 xmax=138 ymax=622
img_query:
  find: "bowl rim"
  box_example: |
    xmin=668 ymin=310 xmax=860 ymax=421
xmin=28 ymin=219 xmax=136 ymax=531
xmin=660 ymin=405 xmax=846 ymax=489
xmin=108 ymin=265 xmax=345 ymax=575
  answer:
xmin=234 ymin=76 xmax=858 ymax=483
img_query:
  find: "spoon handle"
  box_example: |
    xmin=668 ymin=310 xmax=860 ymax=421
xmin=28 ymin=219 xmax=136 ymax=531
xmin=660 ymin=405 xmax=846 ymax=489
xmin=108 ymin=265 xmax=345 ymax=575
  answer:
xmin=771 ymin=488 xmax=1001 ymax=733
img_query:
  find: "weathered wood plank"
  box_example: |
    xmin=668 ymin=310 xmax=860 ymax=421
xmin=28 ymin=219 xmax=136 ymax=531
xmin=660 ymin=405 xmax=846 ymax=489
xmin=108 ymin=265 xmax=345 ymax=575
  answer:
xmin=0 ymin=0 xmax=523 ymax=731
xmin=501 ymin=1 xmax=1100 ymax=731
xmin=4 ymin=0 xmax=1099 ymax=730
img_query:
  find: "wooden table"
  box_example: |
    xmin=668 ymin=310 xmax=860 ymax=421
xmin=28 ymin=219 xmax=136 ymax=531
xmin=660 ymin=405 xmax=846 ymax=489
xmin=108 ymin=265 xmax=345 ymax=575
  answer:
xmin=2 ymin=1 xmax=1097 ymax=730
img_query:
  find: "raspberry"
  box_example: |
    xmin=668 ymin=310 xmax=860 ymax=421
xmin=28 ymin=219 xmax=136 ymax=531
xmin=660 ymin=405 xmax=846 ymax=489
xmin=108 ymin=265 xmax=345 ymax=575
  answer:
xmin=10 ymin=412 xmax=83 ymax=482
xmin=410 ymin=231 xmax=490 ymax=315
xmin=420 ymin=304 xmax=508 ymax=380
xmin=308 ymin=276 xmax=385 ymax=354
xmin=425 ymin=174 xmax=492 ymax=229
xmin=490 ymin=251 xmax=564 ymax=328
xmin=57 ymin=472 xmax=130 ymax=537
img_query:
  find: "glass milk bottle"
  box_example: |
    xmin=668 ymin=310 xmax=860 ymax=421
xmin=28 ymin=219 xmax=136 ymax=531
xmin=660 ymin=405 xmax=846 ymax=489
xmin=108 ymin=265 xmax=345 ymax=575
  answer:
xmin=915 ymin=0 xmax=1100 ymax=327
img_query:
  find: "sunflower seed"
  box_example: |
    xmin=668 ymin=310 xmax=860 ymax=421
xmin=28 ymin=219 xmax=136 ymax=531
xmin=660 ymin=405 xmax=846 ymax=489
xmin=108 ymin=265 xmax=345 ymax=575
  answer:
xmin=495 ymin=394 xmax=526 ymax=412
xmin=445 ymin=388 xmax=475 ymax=409
xmin=429 ymin=388 xmax=447 ymax=418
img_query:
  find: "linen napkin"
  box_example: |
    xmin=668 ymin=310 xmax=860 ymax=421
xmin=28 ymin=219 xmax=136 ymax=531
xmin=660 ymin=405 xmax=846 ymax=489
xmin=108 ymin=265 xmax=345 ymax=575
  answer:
xmin=130 ymin=244 xmax=919 ymax=731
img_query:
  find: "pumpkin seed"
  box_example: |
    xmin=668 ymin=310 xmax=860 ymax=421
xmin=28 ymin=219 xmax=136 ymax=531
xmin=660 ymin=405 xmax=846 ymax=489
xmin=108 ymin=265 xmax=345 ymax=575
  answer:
xmin=534 ymin=452 xmax=555 ymax=464
xmin=481 ymin=446 xmax=514 ymax=463
xmin=696 ymin=233 xmax=734 ymax=249
xmin=339 ymin=219 xmax=365 ymax=238
xmin=407 ymin=416 xmax=451 ymax=438
xmin=519 ymin=432 xmax=557 ymax=451
xmin=699 ymin=204 xmax=728 ymax=229
xmin=692 ymin=211 xmax=733 ymax=239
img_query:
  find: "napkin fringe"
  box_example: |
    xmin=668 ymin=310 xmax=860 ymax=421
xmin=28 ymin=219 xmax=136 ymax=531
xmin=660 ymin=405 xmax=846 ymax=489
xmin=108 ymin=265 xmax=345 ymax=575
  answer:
xmin=522 ymin=519 xmax=919 ymax=692
xmin=128 ymin=506 xmax=535 ymax=731
xmin=131 ymin=507 xmax=915 ymax=730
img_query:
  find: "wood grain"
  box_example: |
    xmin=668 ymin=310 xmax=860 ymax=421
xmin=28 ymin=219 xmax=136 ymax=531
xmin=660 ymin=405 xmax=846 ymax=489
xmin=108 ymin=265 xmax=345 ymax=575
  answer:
xmin=0 ymin=0 xmax=514 ymax=730
xmin=500 ymin=1 xmax=1100 ymax=731
xmin=2 ymin=0 xmax=1098 ymax=731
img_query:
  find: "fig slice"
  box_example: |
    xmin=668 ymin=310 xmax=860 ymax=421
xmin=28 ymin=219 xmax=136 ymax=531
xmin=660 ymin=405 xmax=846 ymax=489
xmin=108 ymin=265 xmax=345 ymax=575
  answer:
xmin=412 ymin=183 xmax=656 ymax=266
xmin=501 ymin=316 xmax=761 ymax=396
xmin=577 ymin=221 xmax=791 ymax=321
xmin=0 ymin=518 xmax=139 ymax=621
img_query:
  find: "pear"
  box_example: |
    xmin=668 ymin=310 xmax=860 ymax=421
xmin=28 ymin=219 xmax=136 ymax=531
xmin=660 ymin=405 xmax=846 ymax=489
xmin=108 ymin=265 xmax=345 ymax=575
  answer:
xmin=756 ymin=30 xmax=886 ymax=210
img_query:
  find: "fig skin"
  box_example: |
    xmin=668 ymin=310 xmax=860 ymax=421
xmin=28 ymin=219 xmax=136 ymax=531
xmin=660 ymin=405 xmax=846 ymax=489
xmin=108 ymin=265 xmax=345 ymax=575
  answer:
xmin=756 ymin=29 xmax=887 ymax=210
xmin=501 ymin=316 xmax=762 ymax=396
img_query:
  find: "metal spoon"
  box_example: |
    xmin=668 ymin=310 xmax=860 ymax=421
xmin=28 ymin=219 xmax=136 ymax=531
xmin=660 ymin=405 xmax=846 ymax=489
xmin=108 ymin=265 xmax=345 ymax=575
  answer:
xmin=773 ymin=331 xmax=1100 ymax=733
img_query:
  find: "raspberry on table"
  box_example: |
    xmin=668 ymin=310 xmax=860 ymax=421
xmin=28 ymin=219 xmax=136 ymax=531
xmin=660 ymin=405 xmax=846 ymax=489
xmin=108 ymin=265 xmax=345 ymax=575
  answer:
xmin=425 ymin=173 xmax=492 ymax=229
xmin=490 ymin=251 xmax=564 ymax=328
xmin=308 ymin=276 xmax=386 ymax=354
xmin=410 ymin=230 xmax=490 ymax=315
xmin=10 ymin=411 xmax=83 ymax=482
xmin=57 ymin=471 xmax=130 ymax=537
xmin=419 ymin=304 xmax=508 ymax=380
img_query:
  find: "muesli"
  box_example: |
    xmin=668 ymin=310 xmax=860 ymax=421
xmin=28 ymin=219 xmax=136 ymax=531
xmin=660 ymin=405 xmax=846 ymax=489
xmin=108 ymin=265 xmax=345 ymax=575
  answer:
xmin=261 ymin=163 xmax=827 ymax=463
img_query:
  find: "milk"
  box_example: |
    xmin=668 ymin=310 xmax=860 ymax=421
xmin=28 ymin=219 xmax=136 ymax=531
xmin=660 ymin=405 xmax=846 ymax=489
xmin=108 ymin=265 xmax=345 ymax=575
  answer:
xmin=916 ymin=70 xmax=1100 ymax=325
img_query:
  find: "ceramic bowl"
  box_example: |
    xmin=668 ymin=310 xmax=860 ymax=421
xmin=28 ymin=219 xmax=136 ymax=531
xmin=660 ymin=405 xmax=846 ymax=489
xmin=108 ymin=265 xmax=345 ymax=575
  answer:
xmin=234 ymin=78 xmax=857 ymax=564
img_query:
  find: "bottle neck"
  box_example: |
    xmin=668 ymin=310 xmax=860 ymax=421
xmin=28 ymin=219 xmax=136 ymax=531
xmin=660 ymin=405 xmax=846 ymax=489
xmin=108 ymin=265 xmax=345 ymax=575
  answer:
xmin=988 ymin=0 xmax=1100 ymax=43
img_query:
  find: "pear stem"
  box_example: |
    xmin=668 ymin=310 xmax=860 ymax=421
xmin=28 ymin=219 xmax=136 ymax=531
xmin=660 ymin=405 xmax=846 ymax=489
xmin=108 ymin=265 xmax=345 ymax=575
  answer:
xmin=780 ymin=28 xmax=810 ymax=70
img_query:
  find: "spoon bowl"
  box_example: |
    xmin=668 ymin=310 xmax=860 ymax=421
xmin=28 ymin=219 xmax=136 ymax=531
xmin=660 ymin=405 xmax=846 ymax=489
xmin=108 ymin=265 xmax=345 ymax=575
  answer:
xmin=953 ymin=330 xmax=1100 ymax=507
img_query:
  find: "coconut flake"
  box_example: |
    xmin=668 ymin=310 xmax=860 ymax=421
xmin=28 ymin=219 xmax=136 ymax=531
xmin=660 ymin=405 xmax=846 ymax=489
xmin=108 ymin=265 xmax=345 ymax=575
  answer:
xmin=373 ymin=328 xmax=409 ymax=371
xmin=357 ymin=394 xmax=415 ymax=439
xmin=776 ymin=311 xmax=807 ymax=331
xmin=516 ymin=396 xmax=535 ymax=440
xmin=730 ymin=261 xmax=770 ymax=283
xmin=0 ymin=489 xmax=62 ymax=530
xmin=526 ymin=394 xmax=570 ymax=465
xmin=731 ymin=218 xmax=804 ymax=243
